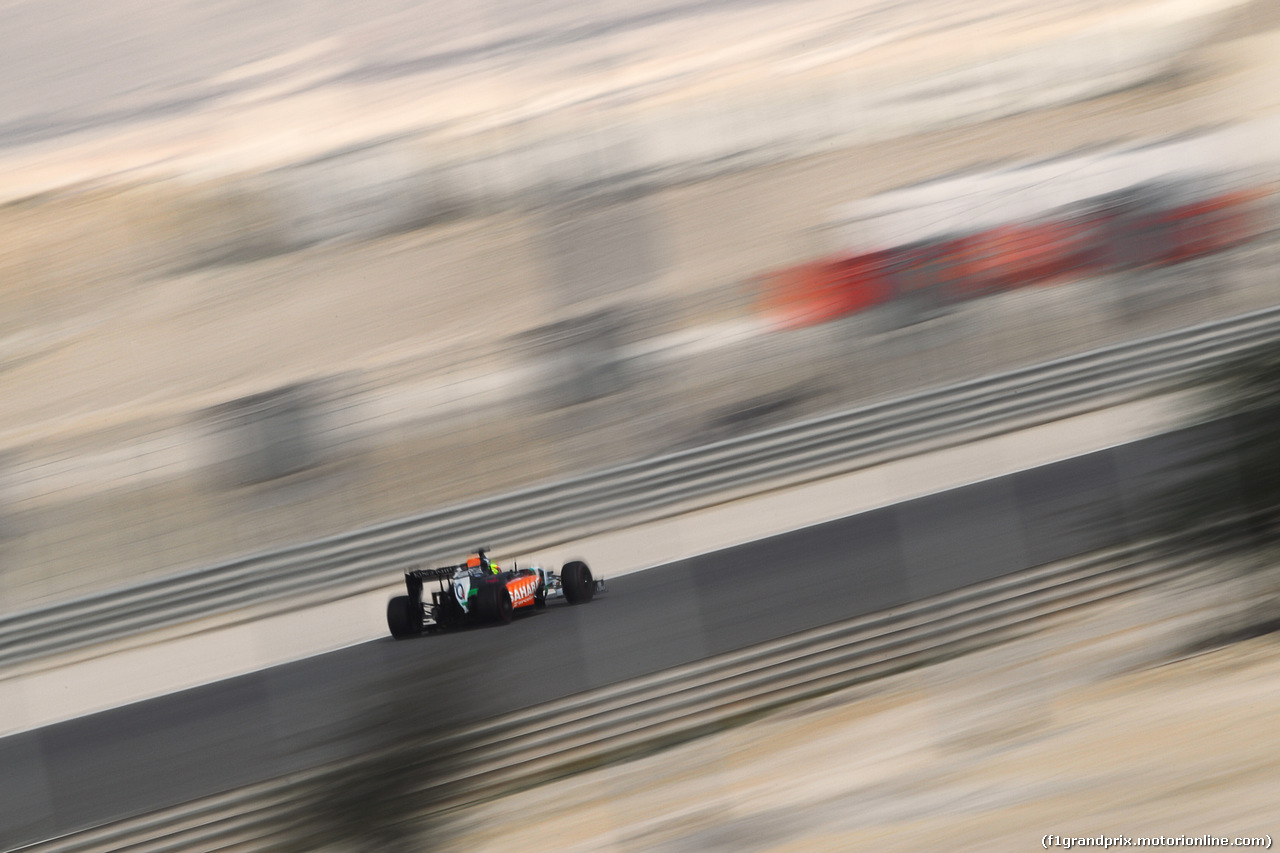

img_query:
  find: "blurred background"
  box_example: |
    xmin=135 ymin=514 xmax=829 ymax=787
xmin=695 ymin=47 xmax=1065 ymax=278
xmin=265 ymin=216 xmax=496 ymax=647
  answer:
xmin=2 ymin=0 xmax=1280 ymax=847
xmin=0 ymin=0 xmax=1276 ymax=612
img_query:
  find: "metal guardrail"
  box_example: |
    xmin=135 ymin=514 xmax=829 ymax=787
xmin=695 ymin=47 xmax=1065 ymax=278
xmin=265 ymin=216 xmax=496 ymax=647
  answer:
xmin=2 ymin=304 xmax=1278 ymax=669
xmin=14 ymin=539 xmax=1204 ymax=853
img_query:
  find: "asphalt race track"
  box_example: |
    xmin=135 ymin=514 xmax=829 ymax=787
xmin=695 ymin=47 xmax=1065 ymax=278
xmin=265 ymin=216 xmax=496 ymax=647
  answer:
xmin=0 ymin=419 xmax=1240 ymax=849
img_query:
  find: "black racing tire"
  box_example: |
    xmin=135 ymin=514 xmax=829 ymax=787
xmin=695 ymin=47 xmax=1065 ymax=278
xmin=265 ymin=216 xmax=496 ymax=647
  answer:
xmin=478 ymin=583 xmax=514 ymax=624
xmin=561 ymin=560 xmax=594 ymax=605
xmin=387 ymin=595 xmax=423 ymax=639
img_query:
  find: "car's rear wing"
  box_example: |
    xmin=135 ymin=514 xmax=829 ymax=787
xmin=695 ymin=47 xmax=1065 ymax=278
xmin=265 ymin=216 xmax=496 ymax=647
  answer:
xmin=406 ymin=546 xmax=495 ymax=583
xmin=401 ymin=564 xmax=469 ymax=613
xmin=406 ymin=565 xmax=467 ymax=582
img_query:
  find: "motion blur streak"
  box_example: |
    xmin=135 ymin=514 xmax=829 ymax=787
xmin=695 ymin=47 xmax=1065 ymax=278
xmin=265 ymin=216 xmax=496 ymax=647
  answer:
xmin=1 ymin=0 xmax=1280 ymax=848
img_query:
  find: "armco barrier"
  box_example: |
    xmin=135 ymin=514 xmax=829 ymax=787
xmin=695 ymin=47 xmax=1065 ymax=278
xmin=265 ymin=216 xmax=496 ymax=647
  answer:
xmin=11 ymin=539 xmax=1204 ymax=853
xmin=1 ymin=304 xmax=1278 ymax=671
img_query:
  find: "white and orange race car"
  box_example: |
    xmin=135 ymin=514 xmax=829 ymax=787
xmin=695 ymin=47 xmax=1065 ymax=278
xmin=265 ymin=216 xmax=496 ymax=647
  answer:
xmin=386 ymin=548 xmax=605 ymax=638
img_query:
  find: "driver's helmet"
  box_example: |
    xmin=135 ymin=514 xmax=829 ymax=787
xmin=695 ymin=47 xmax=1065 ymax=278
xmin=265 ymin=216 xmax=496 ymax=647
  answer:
xmin=467 ymin=554 xmax=500 ymax=575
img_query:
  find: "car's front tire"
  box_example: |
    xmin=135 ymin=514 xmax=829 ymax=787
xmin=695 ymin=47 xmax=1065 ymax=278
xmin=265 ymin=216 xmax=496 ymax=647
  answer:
xmin=387 ymin=595 xmax=423 ymax=639
xmin=561 ymin=560 xmax=595 ymax=605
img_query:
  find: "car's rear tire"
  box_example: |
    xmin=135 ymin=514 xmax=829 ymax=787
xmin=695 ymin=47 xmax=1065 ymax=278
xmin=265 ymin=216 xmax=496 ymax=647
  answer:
xmin=561 ymin=560 xmax=595 ymax=605
xmin=387 ymin=595 xmax=423 ymax=639
xmin=478 ymin=584 xmax=514 ymax=624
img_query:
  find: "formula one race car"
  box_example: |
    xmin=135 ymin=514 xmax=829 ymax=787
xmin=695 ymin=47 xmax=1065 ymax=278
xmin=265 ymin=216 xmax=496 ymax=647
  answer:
xmin=386 ymin=548 xmax=605 ymax=638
